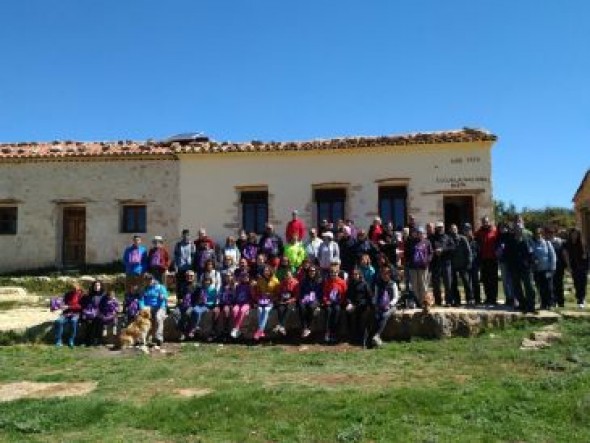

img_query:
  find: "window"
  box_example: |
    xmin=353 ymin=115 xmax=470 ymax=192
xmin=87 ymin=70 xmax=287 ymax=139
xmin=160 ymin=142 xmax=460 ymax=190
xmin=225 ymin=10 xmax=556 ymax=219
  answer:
xmin=378 ymin=187 xmax=407 ymax=230
xmin=315 ymin=188 xmax=346 ymax=226
xmin=241 ymin=191 xmax=268 ymax=235
xmin=122 ymin=205 xmax=147 ymax=233
xmin=0 ymin=207 xmax=17 ymax=235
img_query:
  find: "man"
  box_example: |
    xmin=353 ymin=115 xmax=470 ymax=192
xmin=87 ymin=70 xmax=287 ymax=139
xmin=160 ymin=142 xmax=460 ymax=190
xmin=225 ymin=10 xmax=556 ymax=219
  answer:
xmin=139 ymin=273 xmax=169 ymax=349
xmin=475 ymin=216 xmax=499 ymax=305
xmin=258 ymin=223 xmax=284 ymax=269
xmin=338 ymin=226 xmax=357 ymax=273
xmin=449 ymin=224 xmax=472 ymax=307
xmin=305 ymin=228 xmax=323 ymax=264
xmin=122 ymin=235 xmax=148 ymax=292
xmin=430 ymin=221 xmax=455 ymax=306
xmin=194 ymin=228 xmax=216 ymax=250
xmin=464 ymin=224 xmax=481 ymax=305
xmin=532 ymin=228 xmax=556 ymax=310
xmin=505 ymin=225 xmax=536 ymax=313
xmin=368 ymin=216 xmax=384 ymax=243
xmin=285 ymin=210 xmax=306 ymax=243
xmin=546 ymin=226 xmax=566 ymax=307
xmin=354 ymin=229 xmax=379 ymax=266
xmin=173 ymin=229 xmax=196 ymax=297
xmin=147 ymin=236 xmax=170 ymax=285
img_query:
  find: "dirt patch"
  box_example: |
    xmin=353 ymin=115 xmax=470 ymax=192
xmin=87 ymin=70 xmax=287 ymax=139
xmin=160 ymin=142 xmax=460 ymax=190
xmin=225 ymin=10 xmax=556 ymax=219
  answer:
xmin=174 ymin=388 xmax=213 ymax=398
xmin=0 ymin=381 xmax=97 ymax=402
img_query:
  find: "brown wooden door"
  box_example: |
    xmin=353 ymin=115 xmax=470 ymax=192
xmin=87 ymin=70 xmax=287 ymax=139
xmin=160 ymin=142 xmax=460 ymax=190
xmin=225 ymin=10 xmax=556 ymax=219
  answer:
xmin=63 ymin=207 xmax=86 ymax=267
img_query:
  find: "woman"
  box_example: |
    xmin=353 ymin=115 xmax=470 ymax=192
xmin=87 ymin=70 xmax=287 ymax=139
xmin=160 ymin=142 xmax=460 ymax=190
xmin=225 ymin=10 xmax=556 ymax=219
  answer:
xmin=532 ymin=228 xmax=556 ymax=310
xmin=231 ymin=272 xmax=253 ymax=339
xmin=80 ymin=280 xmax=105 ymax=346
xmin=371 ymin=265 xmax=399 ymax=347
xmin=253 ymin=265 xmax=280 ymax=340
xmin=407 ymin=227 xmax=433 ymax=307
xmin=298 ymin=266 xmax=323 ymax=339
xmin=242 ymin=233 xmax=259 ymax=267
xmin=275 ymin=256 xmax=295 ymax=281
xmin=172 ymin=270 xmax=199 ymax=340
xmin=222 ymin=236 xmax=241 ymax=266
xmin=275 ymin=269 xmax=299 ymax=336
xmin=199 ymin=259 xmax=222 ymax=292
xmin=345 ymin=268 xmax=373 ymax=347
xmin=54 ymin=283 xmax=83 ymax=347
xmin=564 ymin=228 xmax=589 ymax=309
xmin=322 ymin=267 xmax=348 ymax=343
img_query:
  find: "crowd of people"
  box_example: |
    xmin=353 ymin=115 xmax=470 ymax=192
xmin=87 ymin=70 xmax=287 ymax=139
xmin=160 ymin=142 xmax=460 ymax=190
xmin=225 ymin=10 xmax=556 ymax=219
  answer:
xmin=52 ymin=210 xmax=589 ymax=349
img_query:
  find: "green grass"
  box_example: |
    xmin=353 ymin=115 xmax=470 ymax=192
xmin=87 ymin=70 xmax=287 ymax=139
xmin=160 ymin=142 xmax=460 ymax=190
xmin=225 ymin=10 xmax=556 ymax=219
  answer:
xmin=1 ymin=321 xmax=590 ymax=442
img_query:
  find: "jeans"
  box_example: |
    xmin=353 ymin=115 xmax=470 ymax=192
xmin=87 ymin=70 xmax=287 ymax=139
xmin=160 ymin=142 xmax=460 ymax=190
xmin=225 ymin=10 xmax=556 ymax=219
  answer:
xmin=534 ymin=271 xmax=554 ymax=309
xmin=572 ymin=269 xmax=588 ymax=304
xmin=325 ymin=303 xmax=341 ymax=335
xmin=150 ymin=308 xmax=166 ymax=344
xmin=346 ymin=304 xmax=372 ymax=346
xmin=451 ymin=269 xmax=471 ymax=306
xmin=55 ymin=314 xmax=79 ymax=345
xmin=171 ymin=307 xmax=191 ymax=334
xmin=298 ymin=302 xmax=318 ymax=330
xmin=374 ymin=307 xmax=395 ymax=337
xmin=192 ymin=305 xmax=210 ymax=330
xmin=257 ymin=306 xmax=272 ymax=331
xmin=500 ymin=261 xmax=514 ymax=306
xmin=275 ymin=303 xmax=293 ymax=327
xmin=480 ymin=259 xmax=499 ymax=304
xmin=431 ymin=261 xmax=452 ymax=305
xmin=231 ymin=304 xmax=250 ymax=331
xmin=512 ymin=269 xmax=536 ymax=313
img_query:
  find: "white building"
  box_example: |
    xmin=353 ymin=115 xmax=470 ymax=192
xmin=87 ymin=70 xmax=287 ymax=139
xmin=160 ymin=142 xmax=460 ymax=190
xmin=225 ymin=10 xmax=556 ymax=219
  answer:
xmin=0 ymin=128 xmax=496 ymax=272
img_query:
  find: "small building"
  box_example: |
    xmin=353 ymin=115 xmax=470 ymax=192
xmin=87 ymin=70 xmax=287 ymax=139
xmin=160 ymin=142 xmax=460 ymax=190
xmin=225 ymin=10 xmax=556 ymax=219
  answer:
xmin=0 ymin=128 xmax=496 ymax=272
xmin=573 ymin=169 xmax=590 ymax=247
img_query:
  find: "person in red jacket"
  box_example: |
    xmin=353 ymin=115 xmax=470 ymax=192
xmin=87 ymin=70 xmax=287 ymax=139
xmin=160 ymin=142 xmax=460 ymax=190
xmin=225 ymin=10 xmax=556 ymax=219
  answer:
xmin=322 ymin=267 xmax=348 ymax=343
xmin=148 ymin=236 xmax=171 ymax=284
xmin=285 ymin=210 xmax=306 ymax=243
xmin=54 ymin=283 xmax=83 ymax=347
xmin=274 ymin=269 xmax=299 ymax=336
xmin=475 ymin=216 xmax=499 ymax=305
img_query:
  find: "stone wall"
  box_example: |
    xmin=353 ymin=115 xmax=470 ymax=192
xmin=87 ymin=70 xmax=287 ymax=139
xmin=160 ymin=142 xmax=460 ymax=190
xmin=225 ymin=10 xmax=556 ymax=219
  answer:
xmin=0 ymin=159 xmax=180 ymax=272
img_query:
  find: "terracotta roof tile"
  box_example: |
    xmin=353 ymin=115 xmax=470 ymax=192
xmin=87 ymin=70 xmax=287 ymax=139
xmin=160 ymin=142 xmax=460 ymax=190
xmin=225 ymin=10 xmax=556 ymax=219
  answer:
xmin=0 ymin=128 xmax=496 ymax=161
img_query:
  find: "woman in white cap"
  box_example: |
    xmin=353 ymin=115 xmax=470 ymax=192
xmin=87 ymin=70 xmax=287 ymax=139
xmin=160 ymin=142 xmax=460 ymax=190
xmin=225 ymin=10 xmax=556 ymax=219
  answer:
xmin=317 ymin=231 xmax=340 ymax=278
xmin=148 ymin=236 xmax=170 ymax=285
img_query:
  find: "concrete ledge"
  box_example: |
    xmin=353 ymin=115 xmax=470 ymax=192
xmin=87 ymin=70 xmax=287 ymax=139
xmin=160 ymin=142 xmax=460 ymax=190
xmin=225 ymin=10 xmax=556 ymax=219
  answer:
xmin=0 ymin=307 xmax=569 ymax=345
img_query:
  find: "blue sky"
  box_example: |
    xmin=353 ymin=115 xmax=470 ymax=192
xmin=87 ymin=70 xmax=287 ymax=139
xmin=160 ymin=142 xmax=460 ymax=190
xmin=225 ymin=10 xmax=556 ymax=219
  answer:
xmin=0 ymin=1 xmax=588 ymax=209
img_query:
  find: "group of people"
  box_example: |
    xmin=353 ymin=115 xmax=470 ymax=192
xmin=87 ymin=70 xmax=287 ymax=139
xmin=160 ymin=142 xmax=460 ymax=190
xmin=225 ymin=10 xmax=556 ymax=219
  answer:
xmin=52 ymin=210 xmax=588 ymax=348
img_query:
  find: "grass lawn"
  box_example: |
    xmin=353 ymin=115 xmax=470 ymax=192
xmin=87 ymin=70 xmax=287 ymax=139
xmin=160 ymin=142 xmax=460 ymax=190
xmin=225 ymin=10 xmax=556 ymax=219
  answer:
xmin=0 ymin=321 xmax=589 ymax=442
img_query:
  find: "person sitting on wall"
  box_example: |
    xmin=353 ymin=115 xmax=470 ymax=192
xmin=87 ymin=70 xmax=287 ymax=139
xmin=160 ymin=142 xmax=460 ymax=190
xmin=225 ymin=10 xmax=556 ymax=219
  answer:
xmin=345 ymin=267 xmax=373 ymax=348
xmin=371 ymin=265 xmax=400 ymax=347
xmin=170 ymin=270 xmax=199 ymax=340
xmin=147 ymin=236 xmax=170 ymax=285
xmin=80 ymin=280 xmax=105 ymax=346
xmin=96 ymin=290 xmax=120 ymax=345
xmin=122 ymin=235 xmax=148 ymax=292
xmin=123 ymin=284 xmax=142 ymax=326
xmin=54 ymin=282 xmax=83 ymax=347
xmin=322 ymin=263 xmax=348 ymax=344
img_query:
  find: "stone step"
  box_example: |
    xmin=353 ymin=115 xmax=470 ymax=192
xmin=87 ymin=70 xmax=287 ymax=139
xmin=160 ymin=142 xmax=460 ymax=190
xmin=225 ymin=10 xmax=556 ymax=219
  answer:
xmin=0 ymin=287 xmax=41 ymax=304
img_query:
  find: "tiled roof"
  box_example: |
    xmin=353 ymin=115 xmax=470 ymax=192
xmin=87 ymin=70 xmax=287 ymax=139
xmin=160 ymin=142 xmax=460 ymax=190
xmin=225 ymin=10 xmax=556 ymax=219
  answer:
xmin=0 ymin=128 xmax=496 ymax=160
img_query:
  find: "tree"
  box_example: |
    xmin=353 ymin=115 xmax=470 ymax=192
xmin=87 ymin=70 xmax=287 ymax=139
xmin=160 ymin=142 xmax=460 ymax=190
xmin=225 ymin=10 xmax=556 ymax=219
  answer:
xmin=493 ymin=200 xmax=575 ymax=232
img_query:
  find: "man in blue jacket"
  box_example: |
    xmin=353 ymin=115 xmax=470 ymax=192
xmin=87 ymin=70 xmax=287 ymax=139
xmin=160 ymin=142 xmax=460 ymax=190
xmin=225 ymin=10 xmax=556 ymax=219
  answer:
xmin=123 ymin=235 xmax=148 ymax=292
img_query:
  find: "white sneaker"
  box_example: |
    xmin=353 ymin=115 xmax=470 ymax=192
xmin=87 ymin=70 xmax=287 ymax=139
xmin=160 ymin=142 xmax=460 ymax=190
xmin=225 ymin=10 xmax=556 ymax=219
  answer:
xmin=372 ymin=335 xmax=383 ymax=347
xmin=578 ymin=303 xmax=586 ymax=310
xmin=273 ymin=325 xmax=281 ymax=333
xmin=279 ymin=326 xmax=287 ymax=335
xmin=302 ymin=328 xmax=311 ymax=338
xmin=230 ymin=328 xmax=239 ymax=339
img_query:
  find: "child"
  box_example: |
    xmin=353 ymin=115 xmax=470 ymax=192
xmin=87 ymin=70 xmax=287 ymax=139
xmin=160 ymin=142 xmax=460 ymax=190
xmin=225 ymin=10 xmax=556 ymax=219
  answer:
xmin=298 ymin=266 xmax=323 ymax=339
xmin=189 ymin=276 xmax=218 ymax=339
xmin=322 ymin=267 xmax=348 ymax=343
xmin=80 ymin=280 xmax=104 ymax=345
xmin=274 ymin=269 xmax=299 ymax=336
xmin=253 ymin=265 xmax=280 ymax=340
xmin=123 ymin=285 xmax=142 ymax=326
xmin=96 ymin=290 xmax=120 ymax=344
xmin=54 ymin=283 xmax=83 ymax=347
xmin=231 ymin=272 xmax=253 ymax=339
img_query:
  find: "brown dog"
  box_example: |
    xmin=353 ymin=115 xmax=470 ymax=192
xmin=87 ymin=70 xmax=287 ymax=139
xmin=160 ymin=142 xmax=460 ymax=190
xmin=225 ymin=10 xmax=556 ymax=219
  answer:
xmin=422 ymin=292 xmax=435 ymax=314
xmin=119 ymin=309 xmax=152 ymax=349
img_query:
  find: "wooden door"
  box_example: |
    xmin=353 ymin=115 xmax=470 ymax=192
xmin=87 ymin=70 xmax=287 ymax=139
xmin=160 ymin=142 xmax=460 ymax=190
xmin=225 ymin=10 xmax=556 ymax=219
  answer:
xmin=63 ymin=207 xmax=86 ymax=267
xmin=443 ymin=196 xmax=474 ymax=230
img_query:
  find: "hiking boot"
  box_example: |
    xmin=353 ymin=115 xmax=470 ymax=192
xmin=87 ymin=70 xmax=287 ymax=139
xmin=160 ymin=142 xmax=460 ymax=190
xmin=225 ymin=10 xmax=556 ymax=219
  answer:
xmin=372 ymin=334 xmax=383 ymax=347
